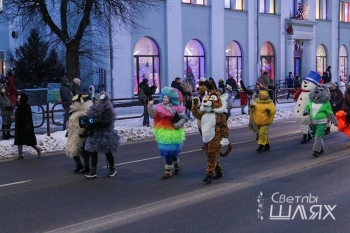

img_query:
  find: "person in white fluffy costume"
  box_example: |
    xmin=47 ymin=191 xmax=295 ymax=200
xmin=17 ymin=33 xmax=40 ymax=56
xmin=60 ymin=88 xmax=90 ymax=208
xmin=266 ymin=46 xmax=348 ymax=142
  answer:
xmin=65 ymin=95 xmax=93 ymax=174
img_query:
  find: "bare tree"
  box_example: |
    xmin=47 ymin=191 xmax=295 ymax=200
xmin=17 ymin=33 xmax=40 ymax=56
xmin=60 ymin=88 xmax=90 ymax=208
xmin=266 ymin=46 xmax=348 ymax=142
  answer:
xmin=2 ymin=0 xmax=163 ymax=81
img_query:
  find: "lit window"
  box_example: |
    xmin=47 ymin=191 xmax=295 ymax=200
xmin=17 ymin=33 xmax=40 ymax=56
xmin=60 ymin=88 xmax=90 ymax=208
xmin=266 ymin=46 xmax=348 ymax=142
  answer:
xmin=260 ymin=42 xmax=275 ymax=80
xmin=182 ymin=0 xmax=192 ymax=3
xmin=316 ymin=44 xmax=327 ymax=75
xmin=316 ymin=0 xmax=328 ymax=20
xmin=259 ymin=0 xmax=275 ymax=14
xmin=346 ymin=2 xmax=349 ymax=22
xmin=184 ymin=40 xmax=205 ymax=90
xmin=196 ymin=0 xmax=204 ymax=5
xmin=340 ymin=1 xmax=344 ymax=21
xmin=339 ymin=45 xmax=348 ymax=81
xmin=236 ymin=0 xmax=243 ymax=10
xmin=290 ymin=0 xmax=310 ymax=20
xmin=134 ymin=37 xmax=161 ymax=95
xmin=226 ymin=41 xmax=243 ymax=83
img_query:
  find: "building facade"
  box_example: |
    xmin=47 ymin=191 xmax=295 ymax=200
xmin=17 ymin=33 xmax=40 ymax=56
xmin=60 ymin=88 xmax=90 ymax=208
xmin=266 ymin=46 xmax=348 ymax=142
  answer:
xmin=1 ymin=0 xmax=350 ymax=98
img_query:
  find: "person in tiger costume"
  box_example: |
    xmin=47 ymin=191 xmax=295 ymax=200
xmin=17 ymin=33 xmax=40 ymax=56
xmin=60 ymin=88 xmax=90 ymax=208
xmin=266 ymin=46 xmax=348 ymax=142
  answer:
xmin=191 ymin=90 xmax=232 ymax=184
xmin=249 ymin=89 xmax=276 ymax=153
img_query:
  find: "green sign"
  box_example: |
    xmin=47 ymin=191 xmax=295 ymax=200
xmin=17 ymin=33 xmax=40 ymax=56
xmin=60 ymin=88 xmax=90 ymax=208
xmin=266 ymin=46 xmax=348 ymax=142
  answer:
xmin=47 ymin=83 xmax=61 ymax=103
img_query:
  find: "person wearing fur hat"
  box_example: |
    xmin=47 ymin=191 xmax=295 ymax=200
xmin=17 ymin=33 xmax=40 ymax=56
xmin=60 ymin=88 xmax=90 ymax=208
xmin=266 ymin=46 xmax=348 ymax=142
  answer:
xmin=84 ymin=91 xmax=120 ymax=179
xmin=0 ymin=83 xmax=15 ymax=140
xmin=65 ymin=95 xmax=93 ymax=173
xmin=249 ymin=89 xmax=276 ymax=152
xmin=14 ymin=93 xmax=42 ymax=159
xmin=147 ymin=87 xmax=186 ymax=179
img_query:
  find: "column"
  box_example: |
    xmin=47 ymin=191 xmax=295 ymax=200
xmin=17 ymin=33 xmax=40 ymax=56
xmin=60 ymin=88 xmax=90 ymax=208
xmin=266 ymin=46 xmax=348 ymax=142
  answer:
xmin=166 ymin=0 xmax=183 ymax=83
xmin=210 ymin=0 xmax=225 ymax=79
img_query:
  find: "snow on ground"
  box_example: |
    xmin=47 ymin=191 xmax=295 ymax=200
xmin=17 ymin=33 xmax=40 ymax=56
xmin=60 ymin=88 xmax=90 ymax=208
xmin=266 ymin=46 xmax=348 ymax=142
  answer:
xmin=0 ymin=103 xmax=294 ymax=159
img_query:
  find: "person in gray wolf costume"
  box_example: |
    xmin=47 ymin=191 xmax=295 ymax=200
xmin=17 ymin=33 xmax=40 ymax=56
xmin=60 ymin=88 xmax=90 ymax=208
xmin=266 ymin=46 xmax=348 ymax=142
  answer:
xmin=65 ymin=94 xmax=93 ymax=173
xmin=84 ymin=91 xmax=120 ymax=179
xmin=303 ymin=83 xmax=338 ymax=157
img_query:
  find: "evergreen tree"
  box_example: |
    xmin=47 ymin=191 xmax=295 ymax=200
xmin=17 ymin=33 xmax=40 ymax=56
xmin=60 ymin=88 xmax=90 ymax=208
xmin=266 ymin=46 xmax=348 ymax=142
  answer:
xmin=11 ymin=29 xmax=65 ymax=89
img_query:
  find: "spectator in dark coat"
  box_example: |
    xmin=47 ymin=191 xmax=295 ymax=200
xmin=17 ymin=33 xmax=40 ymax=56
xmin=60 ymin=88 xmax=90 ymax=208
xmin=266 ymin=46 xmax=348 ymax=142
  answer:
xmin=171 ymin=77 xmax=185 ymax=96
xmin=60 ymin=77 xmax=73 ymax=130
xmin=0 ymin=83 xmax=14 ymax=140
xmin=285 ymin=72 xmax=294 ymax=99
xmin=138 ymin=78 xmax=157 ymax=126
xmin=225 ymin=75 xmax=238 ymax=93
xmin=14 ymin=93 xmax=41 ymax=160
xmin=326 ymin=66 xmax=332 ymax=80
xmin=322 ymin=72 xmax=331 ymax=84
xmin=208 ymin=77 xmax=218 ymax=90
xmin=72 ymin=78 xmax=89 ymax=99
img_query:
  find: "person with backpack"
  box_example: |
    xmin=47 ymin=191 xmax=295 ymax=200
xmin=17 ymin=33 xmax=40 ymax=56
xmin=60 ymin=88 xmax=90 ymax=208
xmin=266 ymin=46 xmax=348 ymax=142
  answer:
xmin=138 ymin=78 xmax=157 ymax=126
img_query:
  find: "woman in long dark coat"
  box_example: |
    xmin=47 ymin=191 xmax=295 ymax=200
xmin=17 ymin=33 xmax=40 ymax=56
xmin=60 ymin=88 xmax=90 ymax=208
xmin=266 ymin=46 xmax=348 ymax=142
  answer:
xmin=14 ymin=93 xmax=41 ymax=160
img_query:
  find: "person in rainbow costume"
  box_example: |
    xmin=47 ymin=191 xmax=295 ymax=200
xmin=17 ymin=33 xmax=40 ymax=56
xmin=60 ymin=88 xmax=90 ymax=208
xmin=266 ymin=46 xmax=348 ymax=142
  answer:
xmin=147 ymin=87 xmax=186 ymax=179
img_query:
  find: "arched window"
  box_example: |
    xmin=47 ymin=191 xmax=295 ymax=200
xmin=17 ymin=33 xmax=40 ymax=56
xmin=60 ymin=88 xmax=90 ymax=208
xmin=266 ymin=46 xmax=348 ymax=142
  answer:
xmin=339 ymin=45 xmax=348 ymax=81
xmin=184 ymin=39 xmax=205 ymax=91
xmin=316 ymin=44 xmax=327 ymax=75
xmin=226 ymin=41 xmax=242 ymax=83
xmin=133 ymin=37 xmax=160 ymax=94
xmin=260 ymin=42 xmax=275 ymax=80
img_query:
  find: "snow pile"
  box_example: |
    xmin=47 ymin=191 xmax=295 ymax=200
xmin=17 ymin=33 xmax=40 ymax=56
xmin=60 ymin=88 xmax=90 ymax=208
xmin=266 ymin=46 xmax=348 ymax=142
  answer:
xmin=0 ymin=108 xmax=293 ymax=159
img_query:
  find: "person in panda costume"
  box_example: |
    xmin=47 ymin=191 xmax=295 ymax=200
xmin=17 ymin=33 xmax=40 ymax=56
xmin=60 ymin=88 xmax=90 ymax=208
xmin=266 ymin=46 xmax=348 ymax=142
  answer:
xmin=292 ymin=71 xmax=322 ymax=144
xmin=303 ymin=83 xmax=338 ymax=157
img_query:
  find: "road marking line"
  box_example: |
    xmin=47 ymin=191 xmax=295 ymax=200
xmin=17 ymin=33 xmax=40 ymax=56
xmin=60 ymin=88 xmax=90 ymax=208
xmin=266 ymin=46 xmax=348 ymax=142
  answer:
xmin=0 ymin=180 xmax=32 ymax=188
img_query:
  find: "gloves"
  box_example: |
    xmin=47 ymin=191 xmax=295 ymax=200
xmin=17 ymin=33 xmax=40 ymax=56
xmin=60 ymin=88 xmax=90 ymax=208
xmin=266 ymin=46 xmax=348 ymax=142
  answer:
xmin=173 ymin=123 xmax=180 ymax=129
xmin=220 ymin=138 xmax=229 ymax=147
xmin=303 ymin=110 xmax=309 ymax=116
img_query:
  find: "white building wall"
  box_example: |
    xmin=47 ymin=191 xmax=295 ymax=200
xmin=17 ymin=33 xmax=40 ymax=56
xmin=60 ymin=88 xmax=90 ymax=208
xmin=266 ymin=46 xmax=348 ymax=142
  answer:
xmin=2 ymin=0 xmax=350 ymax=95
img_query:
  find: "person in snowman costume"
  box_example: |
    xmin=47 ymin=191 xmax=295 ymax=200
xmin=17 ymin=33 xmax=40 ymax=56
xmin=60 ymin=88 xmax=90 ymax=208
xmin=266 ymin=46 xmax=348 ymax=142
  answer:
xmin=292 ymin=71 xmax=322 ymax=143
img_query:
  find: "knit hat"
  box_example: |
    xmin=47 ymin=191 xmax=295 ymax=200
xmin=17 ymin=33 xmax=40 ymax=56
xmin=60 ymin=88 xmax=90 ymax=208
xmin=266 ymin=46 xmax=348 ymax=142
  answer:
xmin=199 ymin=77 xmax=206 ymax=82
xmin=73 ymin=78 xmax=81 ymax=85
xmin=142 ymin=78 xmax=148 ymax=83
xmin=259 ymin=90 xmax=269 ymax=98
xmin=304 ymin=71 xmax=322 ymax=86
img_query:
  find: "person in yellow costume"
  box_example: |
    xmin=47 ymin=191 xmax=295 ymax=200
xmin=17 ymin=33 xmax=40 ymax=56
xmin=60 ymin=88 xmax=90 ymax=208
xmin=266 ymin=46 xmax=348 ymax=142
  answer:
xmin=249 ymin=89 xmax=276 ymax=153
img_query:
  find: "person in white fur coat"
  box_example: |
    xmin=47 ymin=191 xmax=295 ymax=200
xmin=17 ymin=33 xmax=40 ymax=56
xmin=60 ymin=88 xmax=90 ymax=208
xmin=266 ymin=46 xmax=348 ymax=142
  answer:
xmin=292 ymin=71 xmax=322 ymax=143
xmin=65 ymin=95 xmax=93 ymax=173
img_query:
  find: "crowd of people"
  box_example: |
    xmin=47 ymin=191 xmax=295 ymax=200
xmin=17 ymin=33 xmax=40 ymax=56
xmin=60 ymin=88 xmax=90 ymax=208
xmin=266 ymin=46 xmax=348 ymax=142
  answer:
xmin=3 ymin=70 xmax=349 ymax=182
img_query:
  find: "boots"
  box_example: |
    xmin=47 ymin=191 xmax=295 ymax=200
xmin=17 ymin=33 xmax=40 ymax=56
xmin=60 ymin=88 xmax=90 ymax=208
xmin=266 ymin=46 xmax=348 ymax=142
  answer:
xmin=324 ymin=127 xmax=331 ymax=135
xmin=108 ymin=168 xmax=117 ymax=177
xmin=212 ymin=171 xmax=224 ymax=180
xmin=300 ymin=134 xmax=308 ymax=144
xmin=80 ymin=152 xmax=90 ymax=174
xmin=2 ymin=125 xmax=8 ymax=140
xmin=173 ymin=159 xmax=181 ymax=175
xmin=84 ymin=167 xmax=97 ymax=179
xmin=14 ymin=145 xmax=24 ymax=160
xmin=162 ymin=165 xmax=173 ymax=179
xmin=264 ymin=144 xmax=270 ymax=151
xmin=33 ymin=145 xmax=42 ymax=158
xmin=73 ymin=156 xmax=84 ymax=173
xmin=203 ymin=174 xmax=212 ymax=184
xmin=256 ymin=145 xmax=264 ymax=153
xmin=6 ymin=125 xmax=14 ymax=138
xmin=307 ymin=132 xmax=313 ymax=142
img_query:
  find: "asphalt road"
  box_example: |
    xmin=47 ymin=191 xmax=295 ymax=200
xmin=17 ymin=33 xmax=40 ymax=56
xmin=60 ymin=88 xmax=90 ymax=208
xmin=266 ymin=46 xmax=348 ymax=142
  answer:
xmin=0 ymin=120 xmax=349 ymax=233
